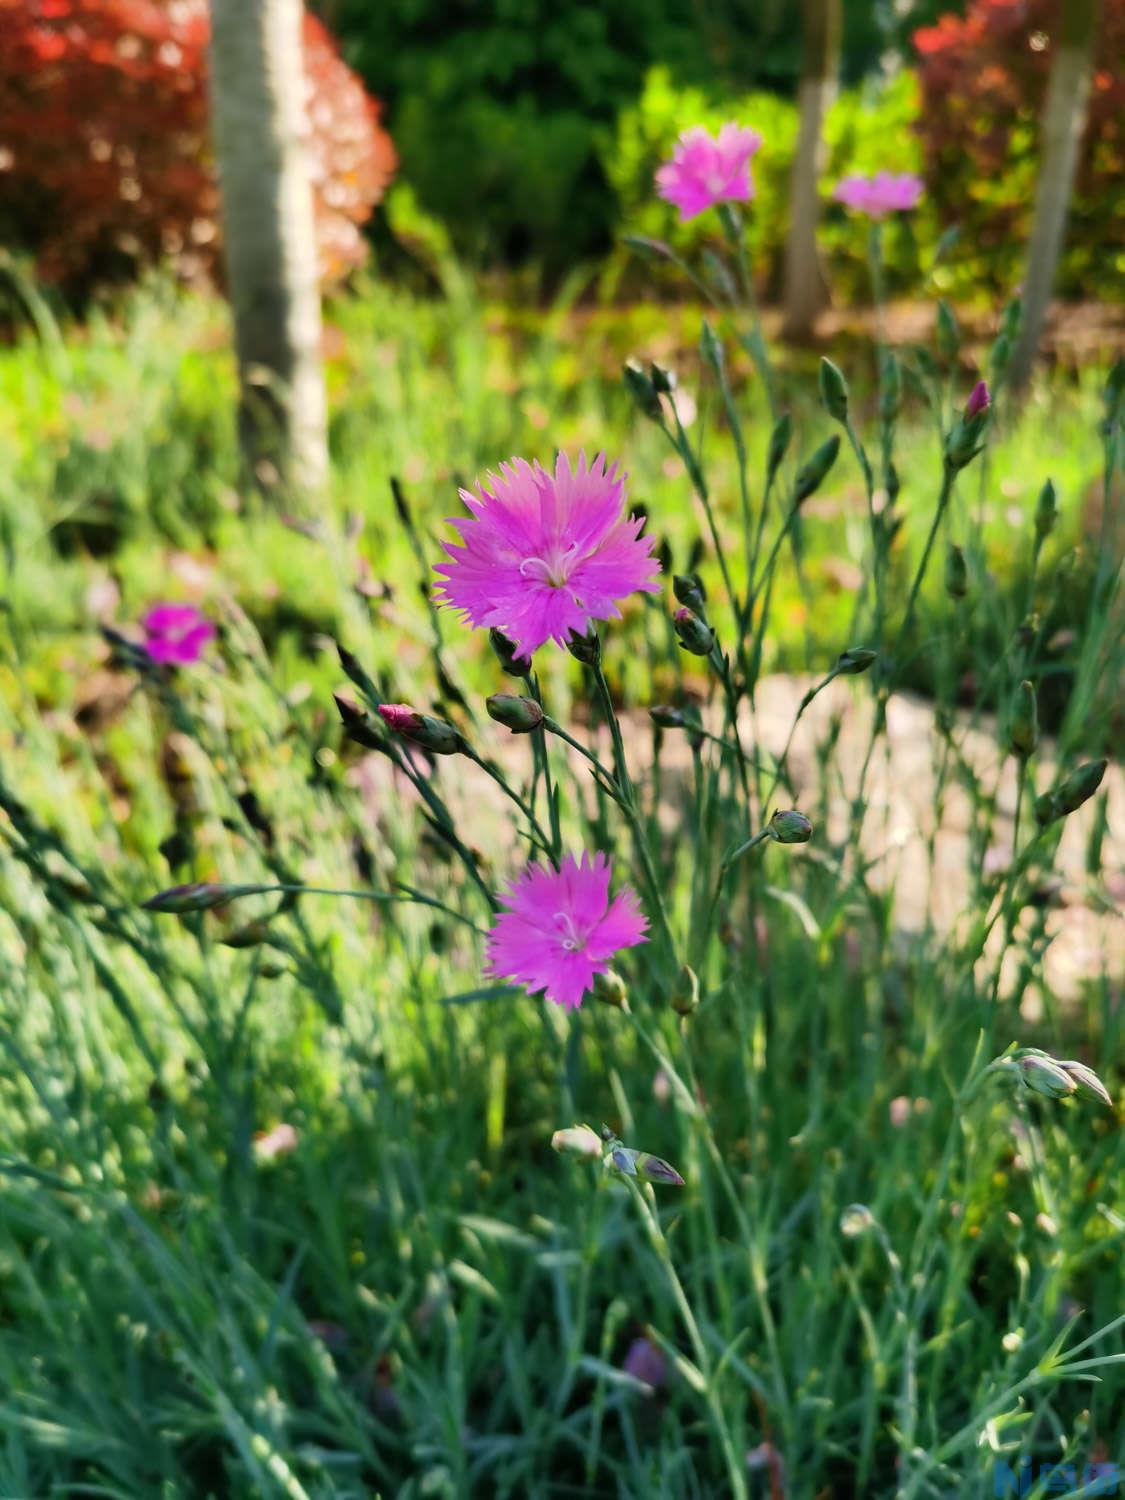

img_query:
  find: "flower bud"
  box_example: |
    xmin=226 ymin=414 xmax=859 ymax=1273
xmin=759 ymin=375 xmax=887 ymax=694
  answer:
xmin=965 ymin=381 xmax=990 ymax=419
xmin=1018 ymin=1053 xmax=1077 ymax=1099
xmin=672 ymin=573 xmax=706 ymax=614
xmin=333 ymin=692 xmax=384 ymax=749
xmin=945 ymin=542 xmax=968 ymax=599
xmin=1038 ymin=759 xmax=1108 ymax=827
xmin=591 ymin=967 xmax=629 ymax=1009
xmin=377 ymin=703 xmax=464 ymax=756
xmin=885 ymin=459 xmax=901 ymax=506
xmin=1001 ymin=297 xmax=1022 ymax=340
xmin=649 ymin=704 xmax=683 ymax=728
xmin=1033 ymin=479 xmax=1057 ymax=543
xmin=818 ymin=358 xmax=849 ymax=423
xmin=936 ymin=300 xmax=960 ymax=361
xmin=606 ymin=1143 xmax=685 ymax=1186
xmin=219 ymin=918 xmax=274 ymax=948
xmin=1008 ymin=680 xmax=1038 ymax=759
xmin=766 ymin=413 xmax=793 ymax=480
xmin=670 ymin=963 xmax=700 ymax=1016
xmin=489 ymin=627 xmax=530 ymax=677
xmin=840 ymin=1204 xmax=875 ymax=1237
xmin=648 ymin=362 xmax=675 ymax=395
xmin=769 ymin=809 xmax=813 ymax=844
xmin=566 ymin=627 xmax=602 ymax=666
xmin=623 ymin=362 xmax=663 ymax=421
xmin=142 ymin=882 xmax=265 ymax=914
xmin=551 ymin=1124 xmax=603 ymax=1159
xmin=673 ymin=607 xmax=715 ymax=657
xmin=1057 ymin=1060 xmax=1112 ymax=1108
xmin=989 ymin=333 xmax=1011 ymax=382
xmin=486 ymin=693 xmax=544 ymax=735
xmin=834 ymin=647 xmax=877 ymax=676
xmin=793 ymin=435 xmax=841 ymax=504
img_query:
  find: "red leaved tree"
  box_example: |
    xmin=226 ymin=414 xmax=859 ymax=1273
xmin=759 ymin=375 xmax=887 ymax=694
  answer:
xmin=913 ymin=0 xmax=1123 ymax=301
xmin=0 ymin=0 xmax=396 ymax=294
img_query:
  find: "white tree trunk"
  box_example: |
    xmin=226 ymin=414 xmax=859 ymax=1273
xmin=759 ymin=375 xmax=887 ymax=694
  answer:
xmin=1009 ymin=0 xmax=1099 ymax=390
xmin=207 ymin=0 xmax=327 ymax=498
xmin=782 ymin=0 xmax=840 ymax=342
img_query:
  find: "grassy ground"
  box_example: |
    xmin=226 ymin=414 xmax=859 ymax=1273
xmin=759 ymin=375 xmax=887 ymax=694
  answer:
xmin=0 ymin=272 xmax=1121 ymax=1498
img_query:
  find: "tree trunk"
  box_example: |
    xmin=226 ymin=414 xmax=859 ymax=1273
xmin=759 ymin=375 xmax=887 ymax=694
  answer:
xmin=207 ymin=0 xmax=327 ymax=499
xmin=782 ymin=0 xmax=841 ymax=342
xmin=1008 ymin=0 xmax=1099 ymax=391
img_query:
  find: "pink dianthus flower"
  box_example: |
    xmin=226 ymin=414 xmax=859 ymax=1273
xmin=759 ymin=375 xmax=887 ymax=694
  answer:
xmin=832 ymin=171 xmax=924 ymax=219
xmin=655 ymin=123 xmax=762 ymax=222
xmin=434 ymin=452 xmax=659 ymax=662
xmin=487 ymin=851 xmax=647 ymax=1011
xmin=141 ymin=602 xmax=215 ymax=664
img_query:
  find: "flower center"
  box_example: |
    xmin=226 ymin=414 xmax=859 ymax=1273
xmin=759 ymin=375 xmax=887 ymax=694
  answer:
xmin=520 ymin=542 xmax=581 ymax=589
xmin=554 ymin=910 xmax=587 ymax=953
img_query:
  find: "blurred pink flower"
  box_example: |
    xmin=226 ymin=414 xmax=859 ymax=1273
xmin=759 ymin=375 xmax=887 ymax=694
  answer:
xmin=434 ymin=452 xmax=659 ymax=661
xmin=487 ymin=851 xmax=647 ymax=1010
xmin=253 ymin=1122 xmax=298 ymax=1160
xmin=656 ymin=123 xmax=762 ymax=222
xmin=622 ymin=1335 xmax=668 ymax=1390
xmin=141 ymin=602 xmax=215 ymax=664
xmin=832 ymin=171 xmax=924 ymax=219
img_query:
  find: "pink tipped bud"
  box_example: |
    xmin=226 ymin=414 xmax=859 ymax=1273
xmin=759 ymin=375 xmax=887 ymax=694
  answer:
xmin=551 ymin=1124 xmax=603 ymax=1159
xmin=377 ymin=703 xmax=463 ymax=756
xmin=142 ymin=882 xmax=250 ymax=914
xmin=1018 ymin=1052 xmax=1077 ymax=1099
xmin=1057 ymin=1060 xmax=1113 ymax=1107
xmin=965 ymin=380 xmax=990 ymax=418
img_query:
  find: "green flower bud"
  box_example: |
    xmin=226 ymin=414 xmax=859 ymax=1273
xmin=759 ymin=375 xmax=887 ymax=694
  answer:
xmin=793 ymin=434 xmax=841 ymax=504
xmin=767 ymin=413 xmax=793 ymax=480
xmin=649 ymin=704 xmax=695 ymax=730
xmin=489 ymin=627 xmax=531 ymax=677
xmin=670 ymin=963 xmax=700 ymax=1016
xmin=566 ymin=628 xmax=602 ymax=666
xmin=623 ymin=362 xmax=662 ymax=421
xmin=1009 ymin=680 xmax=1038 ymax=759
xmin=1033 ymin=790 xmax=1059 ymax=827
xmin=672 ymin=573 xmax=706 ymax=614
xmin=1001 ymin=297 xmax=1022 ymax=340
xmin=989 ymin=333 xmax=1011 ymax=381
xmin=1058 ymin=1060 xmax=1112 ymax=1107
xmin=818 ymin=357 xmax=849 ymax=423
xmin=840 ymin=1204 xmax=876 ymax=1237
xmin=590 ymin=968 xmax=629 ymax=1009
xmin=648 ymin=362 xmax=675 ymax=395
xmin=945 ymin=542 xmax=968 ymax=599
xmin=378 ymin=703 xmax=464 ymax=756
xmin=606 ymin=1143 xmax=685 ymax=1187
xmin=769 ymin=809 xmax=813 ymax=844
xmin=219 ymin=918 xmax=274 ymax=948
xmin=1054 ymin=759 xmax=1108 ymax=819
xmin=1034 ymin=479 xmax=1057 ymax=543
xmin=673 ymin=607 xmax=714 ymax=657
xmin=1018 ymin=1053 xmax=1077 ymax=1099
xmin=333 ymin=693 xmax=384 ymax=749
xmin=834 ymin=647 xmax=877 ymax=676
xmin=486 ymin=693 xmax=544 ymax=734
xmin=936 ymin=300 xmax=960 ymax=361
xmin=142 ymin=882 xmax=270 ymax=914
